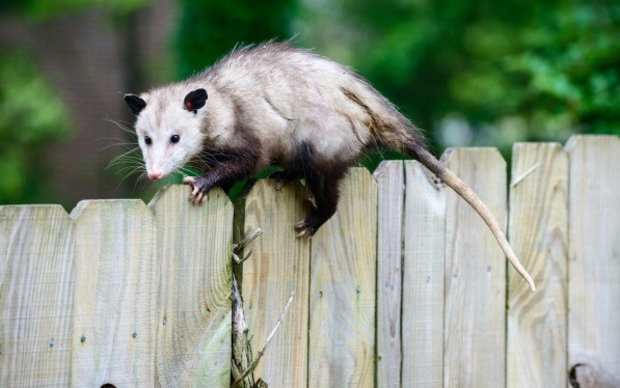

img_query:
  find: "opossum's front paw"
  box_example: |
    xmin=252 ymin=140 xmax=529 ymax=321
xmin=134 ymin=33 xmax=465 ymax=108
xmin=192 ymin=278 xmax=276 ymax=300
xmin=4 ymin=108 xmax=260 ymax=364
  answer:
xmin=183 ymin=176 xmax=213 ymax=204
xmin=294 ymin=219 xmax=317 ymax=238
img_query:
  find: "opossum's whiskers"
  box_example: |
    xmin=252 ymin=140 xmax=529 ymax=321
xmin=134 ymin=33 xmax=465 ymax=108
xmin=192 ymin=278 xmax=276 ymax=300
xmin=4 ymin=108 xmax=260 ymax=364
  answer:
xmin=106 ymin=147 xmax=141 ymax=170
xmin=103 ymin=118 xmax=138 ymax=136
xmin=97 ymin=139 xmax=139 ymax=152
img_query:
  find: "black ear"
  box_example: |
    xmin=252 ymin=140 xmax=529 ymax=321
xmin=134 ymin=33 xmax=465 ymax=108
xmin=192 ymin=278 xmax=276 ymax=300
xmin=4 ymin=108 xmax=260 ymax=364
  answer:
xmin=183 ymin=88 xmax=208 ymax=113
xmin=124 ymin=94 xmax=147 ymax=116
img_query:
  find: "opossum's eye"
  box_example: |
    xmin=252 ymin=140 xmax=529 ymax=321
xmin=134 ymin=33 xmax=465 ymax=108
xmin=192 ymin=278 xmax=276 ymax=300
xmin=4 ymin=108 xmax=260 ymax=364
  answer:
xmin=170 ymin=135 xmax=180 ymax=144
xmin=145 ymin=136 xmax=152 ymax=145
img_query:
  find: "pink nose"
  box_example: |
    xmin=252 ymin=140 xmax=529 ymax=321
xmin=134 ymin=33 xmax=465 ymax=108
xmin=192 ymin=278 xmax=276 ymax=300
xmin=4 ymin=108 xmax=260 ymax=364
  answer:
xmin=148 ymin=171 xmax=163 ymax=180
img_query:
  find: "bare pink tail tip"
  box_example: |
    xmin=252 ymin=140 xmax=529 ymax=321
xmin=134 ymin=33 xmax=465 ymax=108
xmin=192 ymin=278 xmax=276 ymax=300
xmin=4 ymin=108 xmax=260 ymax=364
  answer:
xmin=527 ymin=278 xmax=536 ymax=292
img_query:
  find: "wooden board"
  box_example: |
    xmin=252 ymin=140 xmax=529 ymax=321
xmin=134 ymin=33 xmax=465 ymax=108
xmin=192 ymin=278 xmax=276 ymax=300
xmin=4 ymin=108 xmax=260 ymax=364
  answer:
xmin=150 ymin=186 xmax=233 ymax=386
xmin=442 ymin=148 xmax=507 ymax=387
xmin=308 ymin=167 xmax=377 ymax=387
xmin=402 ymin=161 xmax=445 ymax=387
xmin=70 ymin=200 xmax=157 ymax=386
xmin=507 ymin=143 xmax=568 ymax=387
xmin=566 ymin=135 xmax=620 ymax=381
xmin=241 ymin=180 xmax=310 ymax=387
xmin=374 ymin=161 xmax=404 ymax=388
xmin=0 ymin=205 xmax=74 ymax=387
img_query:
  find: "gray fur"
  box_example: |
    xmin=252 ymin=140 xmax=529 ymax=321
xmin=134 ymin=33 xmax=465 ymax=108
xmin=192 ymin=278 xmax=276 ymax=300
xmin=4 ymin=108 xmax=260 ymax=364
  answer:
xmin=133 ymin=41 xmax=423 ymax=175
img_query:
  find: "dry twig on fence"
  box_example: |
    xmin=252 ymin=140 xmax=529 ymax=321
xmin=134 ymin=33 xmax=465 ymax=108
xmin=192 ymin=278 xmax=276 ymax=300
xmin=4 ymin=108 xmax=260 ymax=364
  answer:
xmin=511 ymin=162 xmax=540 ymax=187
xmin=231 ymin=274 xmax=254 ymax=386
xmin=231 ymin=227 xmax=296 ymax=388
xmin=233 ymin=228 xmax=263 ymax=254
xmin=232 ymin=292 xmax=296 ymax=388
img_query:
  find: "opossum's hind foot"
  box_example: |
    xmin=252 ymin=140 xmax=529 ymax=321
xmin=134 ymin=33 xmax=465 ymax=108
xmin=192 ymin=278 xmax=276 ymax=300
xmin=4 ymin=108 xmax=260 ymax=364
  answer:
xmin=183 ymin=176 xmax=213 ymax=205
xmin=293 ymin=207 xmax=334 ymax=239
xmin=294 ymin=219 xmax=315 ymax=238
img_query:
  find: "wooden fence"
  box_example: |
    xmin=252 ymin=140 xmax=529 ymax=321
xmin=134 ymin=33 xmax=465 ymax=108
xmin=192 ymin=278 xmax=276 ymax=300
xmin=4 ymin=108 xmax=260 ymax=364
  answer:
xmin=0 ymin=135 xmax=618 ymax=387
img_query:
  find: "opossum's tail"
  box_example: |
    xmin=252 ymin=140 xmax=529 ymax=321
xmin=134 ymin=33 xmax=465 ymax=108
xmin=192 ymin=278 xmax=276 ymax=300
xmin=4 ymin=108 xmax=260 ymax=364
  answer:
xmin=406 ymin=141 xmax=536 ymax=291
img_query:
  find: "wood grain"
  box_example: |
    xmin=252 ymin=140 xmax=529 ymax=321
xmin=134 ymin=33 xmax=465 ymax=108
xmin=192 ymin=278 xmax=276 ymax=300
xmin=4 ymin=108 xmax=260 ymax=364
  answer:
xmin=0 ymin=205 xmax=74 ymax=387
xmin=70 ymin=199 xmax=157 ymax=386
xmin=442 ymin=148 xmax=507 ymax=387
xmin=241 ymin=180 xmax=310 ymax=387
xmin=374 ymin=161 xmax=404 ymax=388
xmin=507 ymin=143 xmax=568 ymax=388
xmin=308 ymin=167 xmax=377 ymax=387
xmin=402 ymin=160 xmax=445 ymax=388
xmin=566 ymin=135 xmax=620 ymax=382
xmin=150 ymin=186 xmax=233 ymax=387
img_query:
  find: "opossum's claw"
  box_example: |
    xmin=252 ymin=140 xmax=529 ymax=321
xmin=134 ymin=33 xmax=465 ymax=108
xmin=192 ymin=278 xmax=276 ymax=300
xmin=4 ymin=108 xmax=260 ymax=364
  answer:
xmin=306 ymin=195 xmax=317 ymax=209
xmin=294 ymin=219 xmax=316 ymax=238
xmin=184 ymin=176 xmax=212 ymax=206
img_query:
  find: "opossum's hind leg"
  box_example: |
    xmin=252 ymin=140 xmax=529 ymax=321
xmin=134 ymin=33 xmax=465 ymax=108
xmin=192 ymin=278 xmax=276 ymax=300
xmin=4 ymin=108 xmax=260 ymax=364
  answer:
xmin=294 ymin=163 xmax=346 ymax=238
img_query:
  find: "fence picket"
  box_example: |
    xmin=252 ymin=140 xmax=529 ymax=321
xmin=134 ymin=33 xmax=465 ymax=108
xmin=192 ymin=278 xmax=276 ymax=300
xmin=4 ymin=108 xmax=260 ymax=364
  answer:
xmin=402 ymin=161 xmax=446 ymax=387
xmin=443 ymin=148 xmax=507 ymax=387
xmin=242 ymin=180 xmax=310 ymax=387
xmin=507 ymin=143 xmax=568 ymax=387
xmin=70 ymin=200 xmax=157 ymax=386
xmin=150 ymin=186 xmax=233 ymax=386
xmin=567 ymin=135 xmax=620 ymax=383
xmin=375 ymin=161 xmax=404 ymax=388
xmin=308 ymin=168 xmax=377 ymax=387
xmin=0 ymin=205 xmax=74 ymax=387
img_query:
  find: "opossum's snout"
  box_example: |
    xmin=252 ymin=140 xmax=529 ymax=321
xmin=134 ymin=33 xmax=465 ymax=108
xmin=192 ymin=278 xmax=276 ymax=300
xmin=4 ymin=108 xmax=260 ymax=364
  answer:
xmin=148 ymin=170 xmax=164 ymax=180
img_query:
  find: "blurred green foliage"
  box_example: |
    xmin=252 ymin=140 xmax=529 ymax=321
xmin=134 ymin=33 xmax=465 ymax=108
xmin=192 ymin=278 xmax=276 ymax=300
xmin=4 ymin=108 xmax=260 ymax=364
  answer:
xmin=2 ymin=0 xmax=148 ymax=19
xmin=0 ymin=52 xmax=69 ymax=203
xmin=176 ymin=0 xmax=298 ymax=78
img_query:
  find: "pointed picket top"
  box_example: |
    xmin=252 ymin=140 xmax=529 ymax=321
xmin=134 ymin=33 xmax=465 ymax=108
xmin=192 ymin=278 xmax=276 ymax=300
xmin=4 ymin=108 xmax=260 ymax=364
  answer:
xmin=149 ymin=184 xmax=232 ymax=213
xmin=70 ymin=198 xmax=154 ymax=220
xmin=0 ymin=203 xmax=71 ymax=218
xmin=564 ymin=133 xmax=620 ymax=152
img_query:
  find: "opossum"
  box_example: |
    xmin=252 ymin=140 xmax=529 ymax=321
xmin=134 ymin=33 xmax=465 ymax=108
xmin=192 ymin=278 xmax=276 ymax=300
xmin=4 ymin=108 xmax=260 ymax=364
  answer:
xmin=124 ymin=41 xmax=535 ymax=290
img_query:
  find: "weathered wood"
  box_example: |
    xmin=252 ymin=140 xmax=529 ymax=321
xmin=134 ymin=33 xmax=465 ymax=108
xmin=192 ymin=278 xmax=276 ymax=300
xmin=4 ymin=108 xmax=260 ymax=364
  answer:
xmin=70 ymin=200 xmax=157 ymax=386
xmin=402 ymin=161 xmax=445 ymax=387
xmin=507 ymin=143 xmax=568 ymax=388
xmin=308 ymin=167 xmax=377 ymax=387
xmin=374 ymin=161 xmax=404 ymax=388
xmin=443 ymin=148 xmax=507 ymax=387
xmin=0 ymin=205 xmax=74 ymax=387
xmin=150 ymin=186 xmax=233 ymax=386
xmin=566 ymin=135 xmax=620 ymax=382
xmin=242 ymin=180 xmax=310 ymax=387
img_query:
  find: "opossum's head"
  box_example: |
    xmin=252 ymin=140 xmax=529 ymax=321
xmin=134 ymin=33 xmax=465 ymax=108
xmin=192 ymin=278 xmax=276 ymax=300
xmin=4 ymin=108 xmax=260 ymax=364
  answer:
xmin=124 ymin=88 xmax=208 ymax=180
